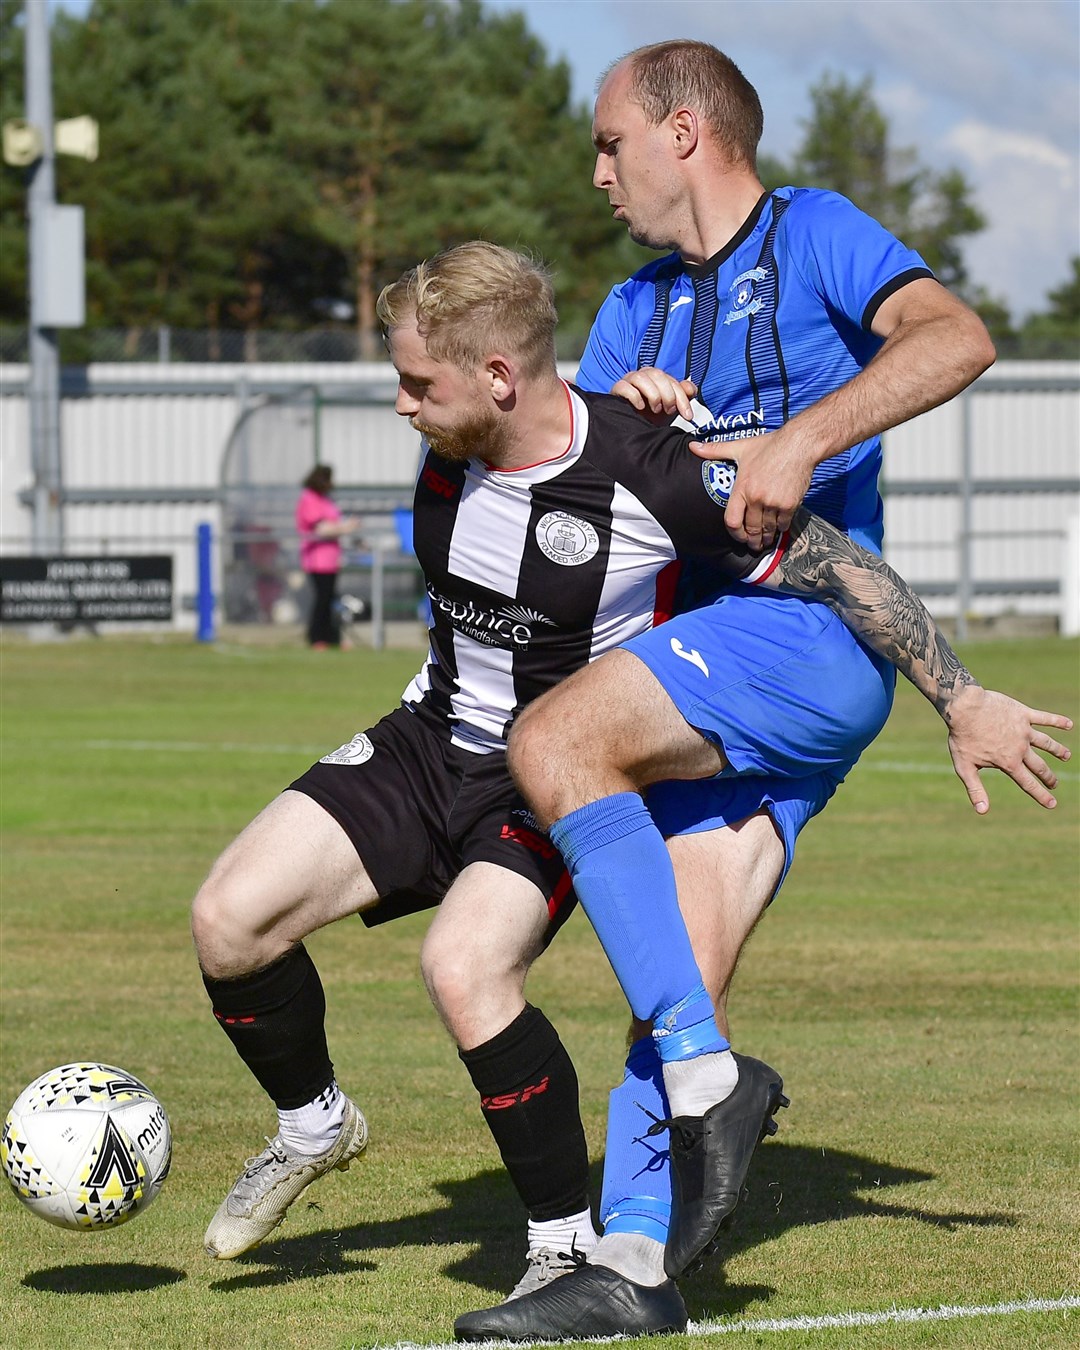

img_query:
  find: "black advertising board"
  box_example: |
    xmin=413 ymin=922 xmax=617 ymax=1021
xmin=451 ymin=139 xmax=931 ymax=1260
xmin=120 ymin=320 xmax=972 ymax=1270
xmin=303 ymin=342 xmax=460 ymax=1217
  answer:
xmin=0 ymin=556 xmax=174 ymax=624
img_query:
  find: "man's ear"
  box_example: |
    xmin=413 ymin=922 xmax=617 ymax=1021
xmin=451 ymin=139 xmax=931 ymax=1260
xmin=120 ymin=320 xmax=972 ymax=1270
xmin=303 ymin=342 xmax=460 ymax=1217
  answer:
xmin=671 ymin=106 xmax=699 ymax=160
xmin=487 ymin=354 xmax=517 ymax=403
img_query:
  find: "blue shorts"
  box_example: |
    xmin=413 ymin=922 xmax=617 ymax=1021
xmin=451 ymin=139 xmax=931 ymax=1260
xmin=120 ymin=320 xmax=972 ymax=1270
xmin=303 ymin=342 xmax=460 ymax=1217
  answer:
xmin=625 ymin=590 xmax=896 ymax=892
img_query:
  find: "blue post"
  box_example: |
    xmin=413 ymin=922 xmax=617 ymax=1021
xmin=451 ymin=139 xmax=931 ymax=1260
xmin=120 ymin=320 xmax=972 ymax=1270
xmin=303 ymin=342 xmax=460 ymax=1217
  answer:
xmin=196 ymin=521 xmax=215 ymax=642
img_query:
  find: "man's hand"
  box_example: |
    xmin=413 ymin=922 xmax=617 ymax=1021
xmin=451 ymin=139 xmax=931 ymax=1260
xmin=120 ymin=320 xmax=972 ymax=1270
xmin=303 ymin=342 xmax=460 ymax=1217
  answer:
xmin=943 ymin=685 xmax=1073 ymax=813
xmin=691 ymin=423 xmax=818 ymax=550
xmin=610 ymin=368 xmax=698 ymax=426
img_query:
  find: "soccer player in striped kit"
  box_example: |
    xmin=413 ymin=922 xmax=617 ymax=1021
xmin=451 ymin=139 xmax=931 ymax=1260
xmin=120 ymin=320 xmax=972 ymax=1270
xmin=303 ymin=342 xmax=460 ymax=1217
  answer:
xmin=190 ymin=244 xmax=1071 ymax=1344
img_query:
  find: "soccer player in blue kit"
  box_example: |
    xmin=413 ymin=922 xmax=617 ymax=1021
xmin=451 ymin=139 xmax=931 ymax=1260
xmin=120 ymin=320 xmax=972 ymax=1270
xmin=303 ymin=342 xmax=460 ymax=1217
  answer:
xmin=190 ymin=242 xmax=1067 ymax=1344
xmin=453 ymin=38 xmax=1018 ymax=1342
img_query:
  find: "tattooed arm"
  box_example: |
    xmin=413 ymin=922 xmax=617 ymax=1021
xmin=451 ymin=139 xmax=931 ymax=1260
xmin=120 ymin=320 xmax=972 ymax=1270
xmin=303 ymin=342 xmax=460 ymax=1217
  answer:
xmin=759 ymin=509 xmax=1073 ymax=812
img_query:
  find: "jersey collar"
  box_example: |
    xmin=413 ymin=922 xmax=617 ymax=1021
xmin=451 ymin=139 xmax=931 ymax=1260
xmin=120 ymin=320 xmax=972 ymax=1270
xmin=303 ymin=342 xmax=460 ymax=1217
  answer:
xmin=480 ymin=381 xmax=588 ymax=483
xmin=682 ymin=190 xmax=772 ymax=280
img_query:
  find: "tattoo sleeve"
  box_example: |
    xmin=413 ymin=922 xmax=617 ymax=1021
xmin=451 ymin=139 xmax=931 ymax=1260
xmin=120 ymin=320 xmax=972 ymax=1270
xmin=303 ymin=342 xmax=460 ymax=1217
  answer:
xmin=769 ymin=509 xmax=980 ymax=721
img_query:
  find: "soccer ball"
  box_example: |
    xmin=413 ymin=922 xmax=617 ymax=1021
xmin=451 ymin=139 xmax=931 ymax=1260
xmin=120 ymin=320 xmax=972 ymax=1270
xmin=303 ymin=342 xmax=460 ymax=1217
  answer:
xmin=2 ymin=1062 xmax=171 ymax=1231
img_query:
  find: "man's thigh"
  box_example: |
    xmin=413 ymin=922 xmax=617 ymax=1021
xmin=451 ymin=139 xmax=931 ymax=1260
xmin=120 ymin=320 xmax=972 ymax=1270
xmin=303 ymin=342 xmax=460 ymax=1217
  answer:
xmin=624 ymin=590 xmax=895 ymax=780
xmin=198 ymin=788 xmax=381 ymax=959
xmin=294 ymin=706 xmax=579 ymax=937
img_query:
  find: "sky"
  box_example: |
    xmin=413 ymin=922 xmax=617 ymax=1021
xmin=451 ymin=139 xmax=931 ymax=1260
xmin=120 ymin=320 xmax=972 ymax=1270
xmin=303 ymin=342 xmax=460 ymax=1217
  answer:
xmin=49 ymin=0 xmax=1080 ymax=322
xmin=483 ymin=0 xmax=1079 ymax=321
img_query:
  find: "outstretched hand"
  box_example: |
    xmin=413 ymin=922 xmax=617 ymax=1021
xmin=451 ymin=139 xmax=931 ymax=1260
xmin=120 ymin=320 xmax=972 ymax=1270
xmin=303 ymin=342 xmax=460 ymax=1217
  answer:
xmin=944 ymin=685 xmax=1073 ymax=813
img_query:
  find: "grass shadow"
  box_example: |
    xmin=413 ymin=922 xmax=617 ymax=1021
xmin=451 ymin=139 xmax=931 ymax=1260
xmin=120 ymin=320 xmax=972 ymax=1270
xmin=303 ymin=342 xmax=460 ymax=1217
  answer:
xmin=209 ymin=1141 xmax=1014 ymax=1304
xmin=23 ymin=1263 xmax=186 ymax=1294
xmin=208 ymin=1159 xmax=586 ymax=1294
xmin=679 ymin=1140 xmax=1016 ymax=1318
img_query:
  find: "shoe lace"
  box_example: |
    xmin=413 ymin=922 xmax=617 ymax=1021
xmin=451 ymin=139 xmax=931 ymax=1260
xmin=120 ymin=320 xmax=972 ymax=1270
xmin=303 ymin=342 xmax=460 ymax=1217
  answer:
xmin=528 ymin=1235 xmax=590 ymax=1279
xmin=233 ymin=1136 xmax=290 ymax=1205
xmin=640 ymin=1106 xmax=696 ymax=1151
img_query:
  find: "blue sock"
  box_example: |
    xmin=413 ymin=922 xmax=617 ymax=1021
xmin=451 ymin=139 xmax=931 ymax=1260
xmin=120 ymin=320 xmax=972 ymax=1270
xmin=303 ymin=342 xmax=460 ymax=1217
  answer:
xmin=549 ymin=794 xmax=726 ymax=1058
xmin=599 ymin=1038 xmax=671 ymax=1242
xmin=652 ymin=980 xmax=730 ymax=1064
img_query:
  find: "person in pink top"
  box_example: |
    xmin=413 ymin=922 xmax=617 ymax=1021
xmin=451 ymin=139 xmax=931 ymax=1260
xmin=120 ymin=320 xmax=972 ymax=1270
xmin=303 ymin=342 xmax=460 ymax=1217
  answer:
xmin=295 ymin=465 xmax=360 ymax=649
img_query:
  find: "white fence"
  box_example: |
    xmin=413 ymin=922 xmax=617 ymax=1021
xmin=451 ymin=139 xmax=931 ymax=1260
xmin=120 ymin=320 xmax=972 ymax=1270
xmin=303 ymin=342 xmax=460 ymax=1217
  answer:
xmin=1 ymin=359 xmax=1077 ymax=637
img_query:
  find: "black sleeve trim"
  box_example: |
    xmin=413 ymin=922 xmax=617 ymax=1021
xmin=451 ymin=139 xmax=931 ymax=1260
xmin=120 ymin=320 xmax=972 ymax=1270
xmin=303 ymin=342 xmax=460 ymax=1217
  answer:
xmin=861 ymin=267 xmax=936 ymax=331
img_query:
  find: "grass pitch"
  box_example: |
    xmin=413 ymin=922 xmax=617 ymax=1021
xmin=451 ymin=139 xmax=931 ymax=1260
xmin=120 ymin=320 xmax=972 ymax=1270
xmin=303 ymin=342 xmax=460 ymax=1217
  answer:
xmin=1 ymin=633 xmax=1077 ymax=1349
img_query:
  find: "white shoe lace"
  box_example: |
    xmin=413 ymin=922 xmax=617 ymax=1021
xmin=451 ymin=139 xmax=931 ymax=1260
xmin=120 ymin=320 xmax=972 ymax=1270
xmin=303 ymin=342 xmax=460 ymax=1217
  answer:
xmin=230 ymin=1137 xmax=293 ymax=1209
xmin=508 ymin=1236 xmax=590 ymax=1298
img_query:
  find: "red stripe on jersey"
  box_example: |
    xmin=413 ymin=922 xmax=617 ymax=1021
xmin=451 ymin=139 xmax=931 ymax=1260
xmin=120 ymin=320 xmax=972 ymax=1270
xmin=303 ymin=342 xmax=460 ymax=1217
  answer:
xmin=653 ymin=559 xmax=683 ymax=627
xmin=547 ymin=868 xmax=573 ymax=921
xmin=747 ymin=530 xmax=790 ymax=585
xmin=483 ymin=382 xmax=576 ymax=472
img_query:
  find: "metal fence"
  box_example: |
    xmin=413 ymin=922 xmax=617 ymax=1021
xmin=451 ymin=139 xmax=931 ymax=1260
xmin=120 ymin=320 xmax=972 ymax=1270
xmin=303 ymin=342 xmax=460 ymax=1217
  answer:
xmin=879 ymin=364 xmax=1079 ymax=638
xmin=1 ymin=359 xmax=1077 ymax=640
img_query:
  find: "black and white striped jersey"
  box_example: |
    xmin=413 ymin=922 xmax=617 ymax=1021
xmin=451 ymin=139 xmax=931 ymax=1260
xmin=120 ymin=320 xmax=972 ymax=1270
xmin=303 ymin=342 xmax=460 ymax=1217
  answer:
xmin=402 ymin=382 xmax=785 ymax=753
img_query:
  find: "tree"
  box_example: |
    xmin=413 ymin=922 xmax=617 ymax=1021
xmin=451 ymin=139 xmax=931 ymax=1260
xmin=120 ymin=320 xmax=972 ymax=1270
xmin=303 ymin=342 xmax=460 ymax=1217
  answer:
xmin=0 ymin=0 xmax=28 ymax=325
xmin=1015 ymin=257 xmax=1080 ymax=358
xmin=276 ymin=0 xmax=641 ymax=355
xmin=783 ymin=73 xmax=986 ymax=294
xmin=967 ymin=286 xmax=1017 ymax=350
xmin=0 ymin=0 xmax=643 ymax=354
xmin=48 ymin=0 xmax=326 ymax=339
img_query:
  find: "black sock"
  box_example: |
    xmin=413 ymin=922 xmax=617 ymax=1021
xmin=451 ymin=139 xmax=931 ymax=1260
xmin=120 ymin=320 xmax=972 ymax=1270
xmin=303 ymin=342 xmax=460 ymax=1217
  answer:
xmin=202 ymin=945 xmax=334 ymax=1110
xmin=459 ymin=1003 xmax=590 ymax=1222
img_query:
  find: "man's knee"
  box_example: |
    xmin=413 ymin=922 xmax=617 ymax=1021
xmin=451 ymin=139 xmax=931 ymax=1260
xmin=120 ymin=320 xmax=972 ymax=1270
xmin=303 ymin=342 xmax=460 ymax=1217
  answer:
xmin=509 ymin=680 xmax=631 ymax=824
xmin=419 ymin=925 xmax=467 ymax=1012
xmin=507 ymin=695 xmax=586 ymax=818
xmin=421 ymin=926 xmax=518 ymax=1024
xmin=191 ymin=865 xmax=283 ymax=980
xmin=420 ymin=894 xmax=540 ymax=1050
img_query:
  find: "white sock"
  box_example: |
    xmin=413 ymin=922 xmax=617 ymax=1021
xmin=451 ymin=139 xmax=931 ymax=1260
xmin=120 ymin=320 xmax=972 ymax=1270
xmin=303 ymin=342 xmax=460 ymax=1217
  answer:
xmin=662 ymin=1047 xmax=739 ymax=1118
xmin=277 ymin=1080 xmax=345 ymax=1155
xmin=590 ymin=1231 xmax=666 ymax=1287
xmin=527 ymin=1207 xmax=599 ymax=1256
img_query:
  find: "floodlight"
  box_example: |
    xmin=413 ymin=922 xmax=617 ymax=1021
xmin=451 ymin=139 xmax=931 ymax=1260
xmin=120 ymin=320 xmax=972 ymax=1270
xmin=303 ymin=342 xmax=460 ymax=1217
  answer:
xmin=2 ymin=119 xmax=43 ymax=167
xmin=54 ymin=115 xmax=99 ymax=162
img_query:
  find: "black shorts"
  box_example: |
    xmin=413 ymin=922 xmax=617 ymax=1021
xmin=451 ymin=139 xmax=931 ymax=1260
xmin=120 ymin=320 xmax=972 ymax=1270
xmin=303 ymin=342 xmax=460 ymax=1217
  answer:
xmin=288 ymin=705 xmax=576 ymax=935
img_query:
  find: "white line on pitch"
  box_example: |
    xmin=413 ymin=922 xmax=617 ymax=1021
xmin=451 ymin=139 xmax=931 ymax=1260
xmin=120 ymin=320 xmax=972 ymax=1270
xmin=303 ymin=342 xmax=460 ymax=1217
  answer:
xmin=866 ymin=758 xmax=1080 ymax=781
xmin=16 ymin=741 xmax=1080 ymax=782
xmin=80 ymin=738 xmax=325 ymax=755
xmin=372 ymin=1295 xmax=1079 ymax=1350
xmin=691 ymin=1293 xmax=1080 ymax=1334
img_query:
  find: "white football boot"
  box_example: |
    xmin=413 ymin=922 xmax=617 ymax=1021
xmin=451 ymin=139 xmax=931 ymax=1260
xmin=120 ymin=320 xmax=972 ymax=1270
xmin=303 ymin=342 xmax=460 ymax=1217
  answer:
xmin=204 ymin=1095 xmax=368 ymax=1259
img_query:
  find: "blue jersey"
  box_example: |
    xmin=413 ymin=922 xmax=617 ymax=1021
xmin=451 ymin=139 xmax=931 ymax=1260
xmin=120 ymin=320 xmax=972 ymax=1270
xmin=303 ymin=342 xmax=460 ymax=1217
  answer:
xmin=576 ymin=187 xmax=933 ymax=556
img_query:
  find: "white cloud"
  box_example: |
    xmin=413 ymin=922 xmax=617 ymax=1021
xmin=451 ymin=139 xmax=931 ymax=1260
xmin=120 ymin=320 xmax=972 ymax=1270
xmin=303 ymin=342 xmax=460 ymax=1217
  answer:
xmin=960 ymin=150 xmax=1079 ymax=315
xmin=945 ymin=121 xmax=1073 ymax=176
xmin=493 ymin=0 xmax=1080 ymax=320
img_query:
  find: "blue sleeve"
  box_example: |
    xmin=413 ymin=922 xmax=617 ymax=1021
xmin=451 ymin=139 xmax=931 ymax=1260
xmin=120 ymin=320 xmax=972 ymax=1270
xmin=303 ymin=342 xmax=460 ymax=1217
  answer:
xmin=574 ymin=282 xmax=640 ymax=394
xmin=783 ymin=190 xmax=934 ymax=332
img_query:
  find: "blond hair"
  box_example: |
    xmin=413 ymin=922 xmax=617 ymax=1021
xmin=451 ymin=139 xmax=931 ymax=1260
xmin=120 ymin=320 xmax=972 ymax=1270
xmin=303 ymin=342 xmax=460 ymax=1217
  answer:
xmin=377 ymin=242 xmax=558 ymax=378
xmin=607 ymin=40 xmax=763 ymax=170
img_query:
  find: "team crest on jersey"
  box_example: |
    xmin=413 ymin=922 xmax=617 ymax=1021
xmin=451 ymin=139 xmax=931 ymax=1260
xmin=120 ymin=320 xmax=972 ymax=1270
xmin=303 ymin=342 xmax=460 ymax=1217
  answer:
xmin=722 ymin=267 xmax=767 ymax=325
xmin=320 ymin=732 xmax=375 ymax=765
xmin=701 ymin=459 xmax=738 ymax=505
xmin=535 ymin=512 xmax=600 ymax=567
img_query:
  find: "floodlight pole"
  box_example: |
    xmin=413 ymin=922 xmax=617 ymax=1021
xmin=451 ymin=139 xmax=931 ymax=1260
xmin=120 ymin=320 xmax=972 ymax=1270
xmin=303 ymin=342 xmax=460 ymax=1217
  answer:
xmin=26 ymin=0 xmax=63 ymax=554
